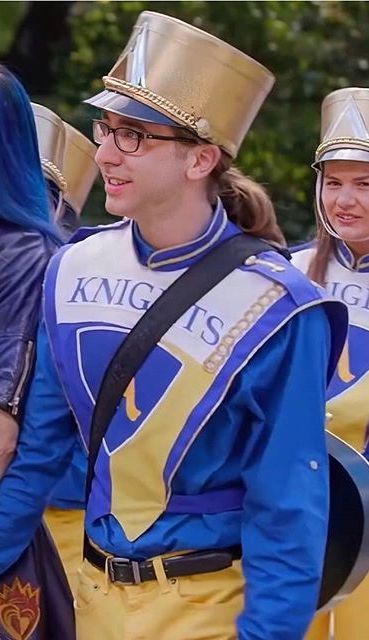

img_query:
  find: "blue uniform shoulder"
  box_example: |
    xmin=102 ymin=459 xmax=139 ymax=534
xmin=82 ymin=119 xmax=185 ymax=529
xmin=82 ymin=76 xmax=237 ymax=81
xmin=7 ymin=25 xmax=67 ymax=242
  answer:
xmin=43 ymin=219 xmax=130 ymax=295
xmin=68 ymin=219 xmax=129 ymax=244
xmin=242 ymin=248 xmax=348 ymax=383
xmin=241 ymin=249 xmax=323 ymax=306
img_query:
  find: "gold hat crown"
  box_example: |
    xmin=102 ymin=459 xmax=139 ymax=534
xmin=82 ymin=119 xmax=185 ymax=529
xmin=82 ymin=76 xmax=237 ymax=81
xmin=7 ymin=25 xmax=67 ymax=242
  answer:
xmin=31 ymin=103 xmax=67 ymax=191
xmin=98 ymin=11 xmax=275 ymax=158
xmin=315 ymin=87 xmax=369 ymax=164
xmin=63 ymin=123 xmax=98 ymax=215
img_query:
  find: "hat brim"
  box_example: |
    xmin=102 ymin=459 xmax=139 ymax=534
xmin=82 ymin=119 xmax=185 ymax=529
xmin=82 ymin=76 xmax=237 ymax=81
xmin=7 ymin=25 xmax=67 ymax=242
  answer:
xmin=313 ymin=147 xmax=369 ymax=170
xmin=84 ymin=89 xmax=180 ymax=127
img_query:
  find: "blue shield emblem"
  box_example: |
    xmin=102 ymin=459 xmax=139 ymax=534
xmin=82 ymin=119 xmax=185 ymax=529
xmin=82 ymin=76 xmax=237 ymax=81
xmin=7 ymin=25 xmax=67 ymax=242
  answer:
xmin=77 ymin=326 xmax=183 ymax=452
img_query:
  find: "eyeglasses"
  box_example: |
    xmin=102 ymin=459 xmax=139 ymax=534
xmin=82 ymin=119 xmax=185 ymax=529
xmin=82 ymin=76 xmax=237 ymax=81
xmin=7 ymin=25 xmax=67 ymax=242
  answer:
xmin=92 ymin=119 xmax=198 ymax=154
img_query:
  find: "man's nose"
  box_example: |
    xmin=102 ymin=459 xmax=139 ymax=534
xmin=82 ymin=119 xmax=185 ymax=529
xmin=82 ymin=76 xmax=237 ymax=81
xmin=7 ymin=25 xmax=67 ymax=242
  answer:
xmin=95 ymin=132 xmax=121 ymax=167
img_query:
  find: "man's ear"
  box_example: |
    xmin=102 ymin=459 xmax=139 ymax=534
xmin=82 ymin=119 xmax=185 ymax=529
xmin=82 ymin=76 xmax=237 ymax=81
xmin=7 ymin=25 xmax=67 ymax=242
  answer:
xmin=186 ymin=144 xmax=222 ymax=181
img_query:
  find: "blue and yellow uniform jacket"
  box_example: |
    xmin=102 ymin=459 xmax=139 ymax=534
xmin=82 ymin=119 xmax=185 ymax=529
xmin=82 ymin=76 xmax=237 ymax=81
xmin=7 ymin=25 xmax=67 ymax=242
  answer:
xmin=0 ymin=202 xmax=347 ymax=639
xmin=292 ymin=239 xmax=369 ymax=454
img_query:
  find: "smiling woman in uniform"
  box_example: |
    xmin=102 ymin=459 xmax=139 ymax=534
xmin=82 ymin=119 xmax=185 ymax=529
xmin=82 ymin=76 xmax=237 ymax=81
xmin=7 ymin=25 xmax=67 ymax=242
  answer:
xmin=292 ymin=87 xmax=369 ymax=640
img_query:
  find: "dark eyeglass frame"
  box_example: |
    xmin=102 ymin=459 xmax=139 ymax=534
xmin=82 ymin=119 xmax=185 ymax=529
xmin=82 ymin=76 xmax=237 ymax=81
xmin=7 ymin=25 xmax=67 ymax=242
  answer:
xmin=92 ymin=119 xmax=199 ymax=153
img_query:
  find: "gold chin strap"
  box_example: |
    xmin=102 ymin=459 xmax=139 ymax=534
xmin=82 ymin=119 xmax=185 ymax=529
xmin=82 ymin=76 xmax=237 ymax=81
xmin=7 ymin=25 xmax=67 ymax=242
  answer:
xmin=316 ymin=167 xmax=369 ymax=244
xmin=315 ymin=170 xmax=341 ymax=240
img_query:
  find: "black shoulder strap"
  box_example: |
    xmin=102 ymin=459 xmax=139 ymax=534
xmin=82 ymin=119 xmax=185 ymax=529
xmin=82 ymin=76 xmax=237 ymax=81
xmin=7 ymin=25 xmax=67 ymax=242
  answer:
xmin=85 ymin=234 xmax=288 ymax=512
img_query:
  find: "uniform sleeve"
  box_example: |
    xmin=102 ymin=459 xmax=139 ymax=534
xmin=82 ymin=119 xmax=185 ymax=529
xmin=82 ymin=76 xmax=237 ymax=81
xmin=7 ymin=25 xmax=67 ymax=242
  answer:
xmin=0 ymin=320 xmax=76 ymax=574
xmin=237 ymin=305 xmax=331 ymax=640
xmin=0 ymin=233 xmax=54 ymax=411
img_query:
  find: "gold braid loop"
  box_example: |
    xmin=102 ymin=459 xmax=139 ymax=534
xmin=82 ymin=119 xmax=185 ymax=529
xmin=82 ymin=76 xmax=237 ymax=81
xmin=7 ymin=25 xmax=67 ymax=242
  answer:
xmin=203 ymin=283 xmax=285 ymax=374
xmin=41 ymin=159 xmax=67 ymax=192
xmin=103 ymin=77 xmax=210 ymax=137
xmin=316 ymin=137 xmax=369 ymax=161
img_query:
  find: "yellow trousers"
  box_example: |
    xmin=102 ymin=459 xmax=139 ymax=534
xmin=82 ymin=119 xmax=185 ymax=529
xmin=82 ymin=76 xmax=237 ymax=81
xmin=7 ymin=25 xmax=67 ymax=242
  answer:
xmin=75 ymin=558 xmax=244 ymax=640
xmin=304 ymin=573 xmax=369 ymax=639
xmin=44 ymin=507 xmax=84 ymax=595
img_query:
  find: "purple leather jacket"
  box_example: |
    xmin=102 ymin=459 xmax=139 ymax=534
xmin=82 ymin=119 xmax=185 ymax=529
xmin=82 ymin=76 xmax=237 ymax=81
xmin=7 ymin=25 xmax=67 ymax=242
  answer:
xmin=0 ymin=221 xmax=56 ymax=418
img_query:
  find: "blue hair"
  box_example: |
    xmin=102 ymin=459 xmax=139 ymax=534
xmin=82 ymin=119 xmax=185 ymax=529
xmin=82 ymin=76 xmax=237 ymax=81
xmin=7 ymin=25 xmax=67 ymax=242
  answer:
xmin=0 ymin=65 xmax=61 ymax=244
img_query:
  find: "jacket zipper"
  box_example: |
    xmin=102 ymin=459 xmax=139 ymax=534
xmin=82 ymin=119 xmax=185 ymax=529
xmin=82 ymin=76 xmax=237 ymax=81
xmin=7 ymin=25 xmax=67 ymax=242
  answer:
xmin=8 ymin=341 xmax=34 ymax=416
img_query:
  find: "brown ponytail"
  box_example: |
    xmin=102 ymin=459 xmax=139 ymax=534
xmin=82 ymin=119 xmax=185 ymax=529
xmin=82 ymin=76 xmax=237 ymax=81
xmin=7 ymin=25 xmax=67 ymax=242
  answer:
xmin=211 ymin=154 xmax=286 ymax=247
xmin=307 ymin=205 xmax=335 ymax=285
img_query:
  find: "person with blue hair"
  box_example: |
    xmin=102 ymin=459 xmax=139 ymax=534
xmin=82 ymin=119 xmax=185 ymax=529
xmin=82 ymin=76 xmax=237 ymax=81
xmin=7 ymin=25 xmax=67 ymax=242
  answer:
xmin=0 ymin=64 xmax=76 ymax=639
xmin=0 ymin=74 xmax=97 ymax=599
xmin=0 ymin=64 xmax=61 ymax=475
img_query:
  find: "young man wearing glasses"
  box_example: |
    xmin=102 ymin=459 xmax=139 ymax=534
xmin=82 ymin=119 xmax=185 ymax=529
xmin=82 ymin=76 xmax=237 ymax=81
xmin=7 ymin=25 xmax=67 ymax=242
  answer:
xmin=0 ymin=11 xmax=347 ymax=640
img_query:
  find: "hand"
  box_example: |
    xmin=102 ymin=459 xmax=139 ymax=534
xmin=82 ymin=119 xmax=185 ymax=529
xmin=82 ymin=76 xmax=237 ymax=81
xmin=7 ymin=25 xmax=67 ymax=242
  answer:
xmin=0 ymin=409 xmax=19 ymax=478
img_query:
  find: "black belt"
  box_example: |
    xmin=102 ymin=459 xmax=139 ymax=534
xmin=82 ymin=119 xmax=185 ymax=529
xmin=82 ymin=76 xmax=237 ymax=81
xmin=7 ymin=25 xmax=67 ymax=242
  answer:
xmin=85 ymin=538 xmax=241 ymax=585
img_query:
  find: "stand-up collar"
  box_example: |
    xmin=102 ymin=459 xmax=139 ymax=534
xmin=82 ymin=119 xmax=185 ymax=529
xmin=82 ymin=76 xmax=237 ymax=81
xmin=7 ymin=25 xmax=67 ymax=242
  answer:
xmin=336 ymin=239 xmax=369 ymax=273
xmin=132 ymin=198 xmax=238 ymax=271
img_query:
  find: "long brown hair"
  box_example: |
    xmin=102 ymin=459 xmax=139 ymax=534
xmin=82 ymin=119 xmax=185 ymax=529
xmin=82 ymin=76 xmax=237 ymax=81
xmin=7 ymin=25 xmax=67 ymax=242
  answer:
xmin=210 ymin=154 xmax=286 ymax=246
xmin=307 ymin=204 xmax=335 ymax=285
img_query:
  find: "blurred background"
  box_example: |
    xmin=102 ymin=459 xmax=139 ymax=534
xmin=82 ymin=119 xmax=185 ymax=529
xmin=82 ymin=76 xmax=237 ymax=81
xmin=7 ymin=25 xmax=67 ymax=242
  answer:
xmin=1 ymin=0 xmax=368 ymax=241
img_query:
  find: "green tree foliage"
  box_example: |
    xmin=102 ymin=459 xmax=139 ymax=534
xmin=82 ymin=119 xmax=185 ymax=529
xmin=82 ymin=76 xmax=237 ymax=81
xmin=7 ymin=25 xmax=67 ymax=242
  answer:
xmin=0 ymin=2 xmax=27 ymax=51
xmin=2 ymin=1 xmax=369 ymax=240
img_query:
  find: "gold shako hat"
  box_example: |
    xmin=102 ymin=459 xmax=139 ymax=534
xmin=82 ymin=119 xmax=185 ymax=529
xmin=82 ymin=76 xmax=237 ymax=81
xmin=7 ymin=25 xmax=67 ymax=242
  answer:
xmin=315 ymin=87 xmax=369 ymax=167
xmin=63 ymin=122 xmax=98 ymax=215
xmin=31 ymin=103 xmax=67 ymax=191
xmin=85 ymin=11 xmax=275 ymax=158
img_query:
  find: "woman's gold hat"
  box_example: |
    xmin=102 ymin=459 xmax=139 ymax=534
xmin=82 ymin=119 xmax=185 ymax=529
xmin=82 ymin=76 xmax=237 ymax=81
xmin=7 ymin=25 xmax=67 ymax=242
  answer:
xmin=313 ymin=87 xmax=369 ymax=239
xmin=85 ymin=11 xmax=275 ymax=158
xmin=315 ymin=87 xmax=369 ymax=166
xmin=31 ymin=103 xmax=67 ymax=191
xmin=63 ymin=123 xmax=98 ymax=215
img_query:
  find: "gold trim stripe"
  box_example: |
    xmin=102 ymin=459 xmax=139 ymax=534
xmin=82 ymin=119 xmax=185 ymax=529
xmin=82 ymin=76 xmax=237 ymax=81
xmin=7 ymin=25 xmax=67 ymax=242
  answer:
xmin=316 ymin=137 xmax=369 ymax=160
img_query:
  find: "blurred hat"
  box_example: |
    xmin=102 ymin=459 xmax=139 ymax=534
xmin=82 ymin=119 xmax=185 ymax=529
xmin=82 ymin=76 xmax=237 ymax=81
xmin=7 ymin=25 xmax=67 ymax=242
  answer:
xmin=85 ymin=11 xmax=275 ymax=158
xmin=314 ymin=87 xmax=369 ymax=168
xmin=63 ymin=122 xmax=98 ymax=215
xmin=31 ymin=103 xmax=67 ymax=191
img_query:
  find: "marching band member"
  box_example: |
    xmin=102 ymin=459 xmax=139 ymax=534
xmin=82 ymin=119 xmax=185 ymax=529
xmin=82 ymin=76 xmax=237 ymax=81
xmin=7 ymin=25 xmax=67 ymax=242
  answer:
xmin=0 ymin=14 xmax=347 ymax=639
xmin=292 ymin=87 xmax=369 ymax=640
xmin=0 ymin=65 xmax=74 ymax=640
xmin=32 ymin=103 xmax=98 ymax=592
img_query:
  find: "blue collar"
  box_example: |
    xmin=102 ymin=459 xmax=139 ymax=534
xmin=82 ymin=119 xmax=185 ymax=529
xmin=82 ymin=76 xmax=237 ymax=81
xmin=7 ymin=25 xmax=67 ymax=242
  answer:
xmin=335 ymin=240 xmax=369 ymax=273
xmin=132 ymin=199 xmax=237 ymax=271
